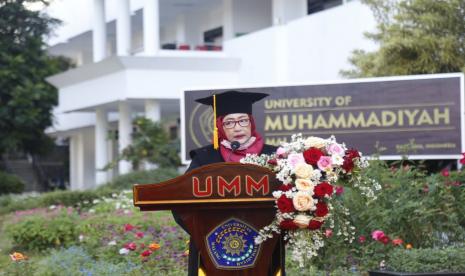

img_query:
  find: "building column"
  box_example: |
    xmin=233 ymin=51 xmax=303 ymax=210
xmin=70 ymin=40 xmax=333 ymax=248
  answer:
xmin=143 ymin=0 xmax=160 ymax=55
xmin=116 ymin=0 xmax=131 ymax=56
xmin=118 ymin=101 xmax=133 ymax=174
xmin=145 ymin=99 xmax=161 ymax=122
xmin=145 ymin=100 xmax=160 ymax=170
xmin=223 ymin=0 xmax=234 ymax=40
xmin=70 ymin=133 xmax=84 ymax=190
xmin=93 ymin=0 xmax=107 ymax=62
xmin=95 ymin=108 xmax=109 ymax=185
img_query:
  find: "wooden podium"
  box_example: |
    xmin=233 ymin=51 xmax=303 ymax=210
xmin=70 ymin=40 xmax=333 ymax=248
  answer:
xmin=133 ymin=163 xmax=284 ymax=276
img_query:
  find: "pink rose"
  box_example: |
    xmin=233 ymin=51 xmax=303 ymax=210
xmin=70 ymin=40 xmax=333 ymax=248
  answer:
xmin=325 ymin=229 xmax=333 ymax=238
xmin=327 ymin=143 xmax=344 ymax=155
xmin=371 ymin=230 xmax=385 ymax=241
xmin=276 ymin=147 xmax=287 ymax=157
xmin=287 ymin=153 xmax=305 ymax=169
xmin=317 ymin=156 xmax=332 ymax=171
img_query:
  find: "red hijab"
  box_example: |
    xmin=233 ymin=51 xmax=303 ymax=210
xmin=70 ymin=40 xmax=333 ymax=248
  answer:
xmin=216 ymin=114 xmax=264 ymax=162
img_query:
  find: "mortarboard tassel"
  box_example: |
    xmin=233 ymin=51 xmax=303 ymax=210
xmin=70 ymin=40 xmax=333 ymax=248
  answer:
xmin=213 ymin=94 xmax=219 ymax=150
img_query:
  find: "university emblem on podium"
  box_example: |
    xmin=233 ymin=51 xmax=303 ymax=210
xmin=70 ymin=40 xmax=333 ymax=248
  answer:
xmin=206 ymin=218 xmax=261 ymax=269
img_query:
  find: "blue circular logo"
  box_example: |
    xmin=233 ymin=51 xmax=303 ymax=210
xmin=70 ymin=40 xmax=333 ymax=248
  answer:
xmin=206 ymin=218 xmax=261 ymax=269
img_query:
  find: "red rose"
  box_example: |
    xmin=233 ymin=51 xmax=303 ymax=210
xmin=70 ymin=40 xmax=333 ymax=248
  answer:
xmin=315 ymin=202 xmax=329 ymax=217
xmin=308 ymin=220 xmax=323 ymax=230
xmin=358 ymin=235 xmax=366 ymax=243
xmin=346 ymin=149 xmax=360 ymax=159
xmin=379 ymin=235 xmax=390 ymax=245
xmin=303 ymin=147 xmax=324 ymax=165
xmin=342 ymin=158 xmax=354 ymax=172
xmin=279 ymin=184 xmax=292 ymax=192
xmin=342 ymin=149 xmax=360 ymax=172
xmin=141 ymin=250 xmax=152 ymax=257
xmin=277 ymin=195 xmax=295 ymax=213
xmin=267 ymin=159 xmax=278 ymax=166
xmin=135 ymin=231 xmax=144 ymax=239
xmin=460 ymin=153 xmax=465 ymax=165
xmin=280 ymin=220 xmax=299 ymax=230
xmin=314 ymin=182 xmax=334 ymax=198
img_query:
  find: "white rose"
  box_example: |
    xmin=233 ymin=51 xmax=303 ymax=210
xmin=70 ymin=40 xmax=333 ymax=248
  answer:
xmin=294 ymin=163 xmax=313 ymax=179
xmin=295 ymin=179 xmax=315 ymax=192
xmin=293 ymin=214 xmax=311 ymax=228
xmin=292 ymin=191 xmax=315 ymax=211
xmin=304 ymin=136 xmax=326 ymax=149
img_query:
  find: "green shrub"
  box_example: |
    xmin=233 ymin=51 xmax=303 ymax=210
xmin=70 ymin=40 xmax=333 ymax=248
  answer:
xmin=5 ymin=210 xmax=79 ymax=251
xmin=0 ymin=189 xmax=114 ymax=215
xmin=0 ymin=171 xmax=25 ymax=195
xmin=387 ymin=246 xmax=465 ymax=272
xmin=104 ymin=168 xmax=179 ymax=190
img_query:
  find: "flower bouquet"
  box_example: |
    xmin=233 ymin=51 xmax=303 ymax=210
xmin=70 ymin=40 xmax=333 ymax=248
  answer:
xmin=241 ymin=134 xmax=380 ymax=266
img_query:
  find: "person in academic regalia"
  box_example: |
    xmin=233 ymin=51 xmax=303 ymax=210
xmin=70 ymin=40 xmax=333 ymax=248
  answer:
xmin=174 ymin=90 xmax=284 ymax=276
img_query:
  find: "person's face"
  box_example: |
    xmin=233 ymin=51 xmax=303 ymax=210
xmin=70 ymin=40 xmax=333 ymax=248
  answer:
xmin=222 ymin=113 xmax=252 ymax=144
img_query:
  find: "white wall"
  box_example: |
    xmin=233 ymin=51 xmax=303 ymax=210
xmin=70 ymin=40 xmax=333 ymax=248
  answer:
xmin=126 ymin=68 xmax=239 ymax=99
xmin=233 ymin=0 xmax=272 ymax=36
xmin=225 ymin=0 xmax=377 ymax=83
xmin=286 ymin=1 xmax=377 ymax=82
xmin=58 ymin=71 xmax=127 ymax=112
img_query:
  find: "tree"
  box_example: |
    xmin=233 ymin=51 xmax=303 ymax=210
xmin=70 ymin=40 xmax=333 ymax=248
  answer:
xmin=105 ymin=117 xmax=181 ymax=171
xmin=341 ymin=0 xmax=465 ymax=78
xmin=0 ymin=0 xmax=71 ymax=156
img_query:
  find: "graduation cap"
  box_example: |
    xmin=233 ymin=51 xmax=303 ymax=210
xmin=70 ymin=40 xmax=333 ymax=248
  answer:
xmin=195 ymin=90 xmax=269 ymax=149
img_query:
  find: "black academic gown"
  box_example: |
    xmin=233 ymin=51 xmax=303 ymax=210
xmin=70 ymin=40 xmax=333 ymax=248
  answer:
xmin=174 ymin=144 xmax=285 ymax=276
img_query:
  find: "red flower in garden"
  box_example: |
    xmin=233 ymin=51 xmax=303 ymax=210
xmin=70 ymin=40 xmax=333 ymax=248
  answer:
xmin=441 ymin=169 xmax=449 ymax=177
xmin=141 ymin=250 xmax=152 ymax=257
xmin=135 ymin=231 xmax=145 ymax=239
xmin=315 ymin=202 xmax=329 ymax=217
xmin=125 ymin=242 xmax=137 ymax=251
xmin=278 ymin=184 xmax=292 ymax=192
xmin=124 ymin=223 xmax=135 ymax=232
xmin=280 ymin=220 xmax=299 ymax=230
xmin=379 ymin=235 xmax=390 ymax=245
xmin=358 ymin=235 xmax=366 ymax=243
xmin=308 ymin=220 xmax=323 ymax=230
xmin=277 ymin=195 xmax=295 ymax=213
xmin=371 ymin=230 xmax=385 ymax=241
xmin=303 ymin=147 xmax=324 ymax=165
xmin=392 ymin=238 xmax=403 ymax=246
xmin=314 ymin=182 xmax=334 ymax=198
xmin=325 ymin=229 xmax=333 ymax=238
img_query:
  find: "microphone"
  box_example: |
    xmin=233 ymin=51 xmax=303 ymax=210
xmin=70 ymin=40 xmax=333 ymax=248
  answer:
xmin=231 ymin=141 xmax=241 ymax=151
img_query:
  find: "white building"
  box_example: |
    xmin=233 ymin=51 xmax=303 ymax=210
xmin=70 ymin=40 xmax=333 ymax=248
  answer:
xmin=45 ymin=0 xmax=377 ymax=190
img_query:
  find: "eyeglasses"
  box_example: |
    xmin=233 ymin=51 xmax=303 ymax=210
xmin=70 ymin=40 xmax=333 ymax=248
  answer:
xmin=222 ymin=118 xmax=250 ymax=129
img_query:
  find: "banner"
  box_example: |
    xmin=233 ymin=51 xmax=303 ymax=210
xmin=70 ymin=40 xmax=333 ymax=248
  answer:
xmin=181 ymin=74 xmax=464 ymax=162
